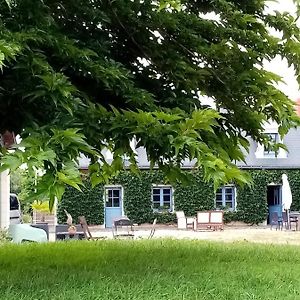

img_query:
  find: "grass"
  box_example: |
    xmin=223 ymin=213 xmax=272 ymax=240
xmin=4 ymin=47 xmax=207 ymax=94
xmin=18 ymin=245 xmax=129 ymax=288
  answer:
xmin=0 ymin=240 xmax=300 ymax=300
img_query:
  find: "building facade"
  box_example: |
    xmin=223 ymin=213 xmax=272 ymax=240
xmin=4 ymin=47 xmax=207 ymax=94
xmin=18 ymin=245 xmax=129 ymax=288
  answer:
xmin=69 ymin=124 xmax=300 ymax=227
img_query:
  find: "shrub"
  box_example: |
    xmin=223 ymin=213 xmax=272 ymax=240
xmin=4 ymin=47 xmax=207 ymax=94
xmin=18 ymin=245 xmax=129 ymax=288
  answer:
xmin=153 ymin=212 xmax=176 ymax=224
xmin=223 ymin=211 xmax=240 ymax=224
xmin=0 ymin=229 xmax=11 ymax=243
xmin=22 ymin=213 xmax=32 ymax=224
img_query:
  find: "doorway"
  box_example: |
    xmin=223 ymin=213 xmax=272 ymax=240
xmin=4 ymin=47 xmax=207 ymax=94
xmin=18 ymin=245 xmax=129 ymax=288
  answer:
xmin=267 ymin=185 xmax=282 ymax=224
xmin=104 ymin=187 xmax=123 ymax=228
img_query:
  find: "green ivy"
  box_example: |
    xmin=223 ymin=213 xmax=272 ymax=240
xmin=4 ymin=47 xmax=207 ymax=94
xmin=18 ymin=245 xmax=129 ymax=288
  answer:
xmin=57 ymin=182 xmax=104 ymax=225
xmin=116 ymin=171 xmax=165 ymax=224
xmin=116 ymin=170 xmax=214 ymax=224
xmin=174 ymin=172 xmax=215 ymax=216
xmin=237 ymin=169 xmax=300 ymax=224
xmin=57 ymin=169 xmax=300 ymax=226
xmin=237 ymin=170 xmax=269 ymax=224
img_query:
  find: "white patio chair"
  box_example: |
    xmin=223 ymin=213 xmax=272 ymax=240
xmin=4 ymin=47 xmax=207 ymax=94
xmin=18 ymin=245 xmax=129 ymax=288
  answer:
xmin=8 ymin=224 xmax=48 ymax=243
xmin=176 ymin=211 xmax=195 ymax=230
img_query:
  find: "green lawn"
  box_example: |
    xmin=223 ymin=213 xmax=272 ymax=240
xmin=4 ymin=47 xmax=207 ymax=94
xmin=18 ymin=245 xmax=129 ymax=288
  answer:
xmin=0 ymin=240 xmax=300 ymax=300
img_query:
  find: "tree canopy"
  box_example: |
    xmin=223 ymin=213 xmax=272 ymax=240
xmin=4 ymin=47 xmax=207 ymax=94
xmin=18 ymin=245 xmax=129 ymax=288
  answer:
xmin=0 ymin=0 xmax=300 ymax=208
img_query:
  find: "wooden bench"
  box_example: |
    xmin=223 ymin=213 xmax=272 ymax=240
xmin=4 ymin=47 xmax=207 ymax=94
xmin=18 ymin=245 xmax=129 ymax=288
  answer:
xmin=196 ymin=211 xmax=224 ymax=231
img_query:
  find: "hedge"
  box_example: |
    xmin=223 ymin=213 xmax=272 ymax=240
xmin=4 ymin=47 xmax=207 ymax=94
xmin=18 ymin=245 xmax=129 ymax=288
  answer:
xmin=57 ymin=169 xmax=300 ymax=225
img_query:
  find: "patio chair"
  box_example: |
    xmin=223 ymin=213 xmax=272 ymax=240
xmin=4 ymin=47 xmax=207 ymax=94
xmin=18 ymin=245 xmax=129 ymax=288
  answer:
xmin=270 ymin=212 xmax=282 ymax=230
xmin=112 ymin=217 xmax=134 ymax=239
xmin=79 ymin=216 xmax=106 ymax=240
xmin=176 ymin=211 xmax=195 ymax=230
xmin=8 ymin=224 xmax=48 ymax=243
xmin=288 ymin=213 xmax=299 ymax=231
xmin=148 ymin=218 xmax=157 ymax=239
xmin=282 ymin=211 xmax=289 ymax=230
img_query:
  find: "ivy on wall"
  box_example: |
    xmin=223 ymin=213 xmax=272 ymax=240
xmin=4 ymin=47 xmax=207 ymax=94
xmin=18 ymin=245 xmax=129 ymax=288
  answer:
xmin=235 ymin=169 xmax=300 ymax=224
xmin=236 ymin=170 xmax=269 ymax=224
xmin=57 ymin=170 xmax=215 ymax=224
xmin=174 ymin=172 xmax=215 ymax=216
xmin=57 ymin=182 xmax=104 ymax=225
xmin=116 ymin=171 xmax=215 ymax=224
xmin=57 ymin=169 xmax=300 ymax=226
xmin=115 ymin=172 xmax=156 ymax=224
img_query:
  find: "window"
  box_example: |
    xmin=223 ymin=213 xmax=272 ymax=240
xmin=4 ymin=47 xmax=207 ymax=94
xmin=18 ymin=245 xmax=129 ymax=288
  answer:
xmin=215 ymin=186 xmax=235 ymax=210
xmin=264 ymin=133 xmax=279 ymax=158
xmin=152 ymin=186 xmax=172 ymax=212
xmin=105 ymin=187 xmax=121 ymax=208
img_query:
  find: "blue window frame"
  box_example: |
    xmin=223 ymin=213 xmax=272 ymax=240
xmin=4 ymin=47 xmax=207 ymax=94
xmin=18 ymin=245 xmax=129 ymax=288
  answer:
xmin=216 ymin=186 xmax=235 ymax=210
xmin=152 ymin=186 xmax=172 ymax=212
xmin=105 ymin=187 xmax=121 ymax=208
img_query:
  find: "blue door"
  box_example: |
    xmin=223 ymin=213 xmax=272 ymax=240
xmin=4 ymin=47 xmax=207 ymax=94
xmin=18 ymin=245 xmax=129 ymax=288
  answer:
xmin=267 ymin=185 xmax=282 ymax=223
xmin=105 ymin=187 xmax=122 ymax=228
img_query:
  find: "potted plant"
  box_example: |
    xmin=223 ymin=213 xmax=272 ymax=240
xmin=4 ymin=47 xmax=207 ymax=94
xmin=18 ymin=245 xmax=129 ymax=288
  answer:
xmin=31 ymin=200 xmax=51 ymax=223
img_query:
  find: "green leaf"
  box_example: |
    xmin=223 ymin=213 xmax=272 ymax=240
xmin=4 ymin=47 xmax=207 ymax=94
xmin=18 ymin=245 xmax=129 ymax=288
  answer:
xmin=57 ymin=172 xmax=82 ymax=191
xmin=90 ymin=172 xmax=104 ymax=188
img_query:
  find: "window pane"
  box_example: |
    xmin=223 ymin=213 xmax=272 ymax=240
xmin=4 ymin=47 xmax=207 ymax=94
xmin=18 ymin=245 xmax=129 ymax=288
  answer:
xmin=163 ymin=188 xmax=171 ymax=195
xmin=106 ymin=196 xmax=113 ymax=207
xmin=153 ymin=188 xmax=160 ymax=195
xmin=113 ymin=189 xmax=120 ymax=197
xmin=108 ymin=189 xmax=112 ymax=197
xmin=225 ymin=194 xmax=233 ymax=201
xmin=163 ymin=194 xmax=171 ymax=202
xmin=216 ymin=194 xmax=222 ymax=201
xmin=270 ymin=133 xmax=278 ymax=142
xmin=113 ymin=197 xmax=120 ymax=207
xmin=153 ymin=195 xmax=160 ymax=202
xmin=216 ymin=187 xmax=223 ymax=207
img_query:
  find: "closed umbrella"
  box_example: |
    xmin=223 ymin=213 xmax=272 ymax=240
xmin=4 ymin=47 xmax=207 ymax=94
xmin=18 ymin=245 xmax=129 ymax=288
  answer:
xmin=282 ymin=174 xmax=292 ymax=228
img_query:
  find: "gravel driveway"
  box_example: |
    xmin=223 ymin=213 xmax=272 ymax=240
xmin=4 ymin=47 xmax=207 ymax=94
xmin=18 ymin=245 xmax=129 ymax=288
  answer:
xmin=49 ymin=224 xmax=300 ymax=245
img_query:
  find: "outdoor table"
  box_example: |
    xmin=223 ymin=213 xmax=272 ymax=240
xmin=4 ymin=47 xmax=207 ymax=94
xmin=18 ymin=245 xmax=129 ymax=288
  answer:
xmin=55 ymin=224 xmax=85 ymax=240
xmin=112 ymin=217 xmax=134 ymax=239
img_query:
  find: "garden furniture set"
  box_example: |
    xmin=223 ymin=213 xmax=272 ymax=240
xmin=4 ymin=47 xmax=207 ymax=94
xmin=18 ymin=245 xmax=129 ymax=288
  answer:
xmin=176 ymin=210 xmax=224 ymax=231
xmin=270 ymin=211 xmax=299 ymax=231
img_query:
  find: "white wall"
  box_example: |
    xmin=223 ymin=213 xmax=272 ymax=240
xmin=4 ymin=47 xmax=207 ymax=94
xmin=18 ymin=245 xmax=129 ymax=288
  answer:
xmin=0 ymin=170 xmax=10 ymax=228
